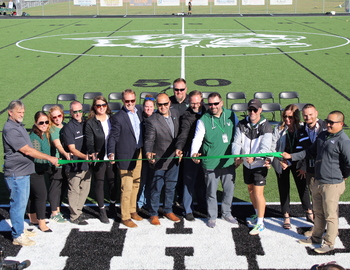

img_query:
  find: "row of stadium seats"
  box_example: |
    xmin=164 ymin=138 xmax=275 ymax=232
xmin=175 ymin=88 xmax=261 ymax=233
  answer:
xmin=42 ymin=91 xmax=304 ymax=125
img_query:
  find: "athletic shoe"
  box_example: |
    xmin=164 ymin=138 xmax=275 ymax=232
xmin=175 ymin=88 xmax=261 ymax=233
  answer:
xmin=249 ymin=224 xmax=265 ymax=235
xmin=223 ymin=216 xmax=238 ymax=224
xmin=207 ymin=219 xmax=216 ymax=228
xmin=51 ymin=213 xmax=67 ymax=223
xmin=298 ymin=237 xmax=322 ymax=245
xmin=314 ymin=244 xmax=334 ymax=254
xmin=24 ymin=229 xmax=37 ymax=237
xmin=13 ymin=234 xmax=36 ymax=246
xmin=70 ymin=216 xmax=88 ymax=225
xmin=246 ymin=214 xmax=257 ymax=228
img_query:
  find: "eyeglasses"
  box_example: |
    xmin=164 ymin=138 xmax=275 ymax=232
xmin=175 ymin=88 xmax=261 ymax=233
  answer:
xmin=51 ymin=114 xmax=62 ymax=120
xmin=283 ymin=115 xmax=293 ymax=120
xmin=248 ymin=108 xmax=258 ymax=113
xmin=72 ymin=110 xmax=83 ymax=114
xmin=145 ymin=97 xmax=155 ymax=101
xmin=325 ymin=119 xmax=342 ymax=125
xmin=208 ymin=102 xmax=220 ymax=107
xmin=174 ymin=88 xmax=186 ymax=92
xmin=95 ymin=103 xmax=107 ymax=108
xmin=124 ymin=99 xmax=136 ymax=104
xmin=157 ymin=102 xmax=169 ymax=107
xmin=37 ymin=121 xmax=49 ymax=125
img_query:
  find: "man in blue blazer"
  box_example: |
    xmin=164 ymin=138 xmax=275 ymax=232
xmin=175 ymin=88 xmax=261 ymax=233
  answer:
xmin=108 ymin=89 xmax=143 ymax=228
xmin=144 ymin=93 xmax=181 ymax=226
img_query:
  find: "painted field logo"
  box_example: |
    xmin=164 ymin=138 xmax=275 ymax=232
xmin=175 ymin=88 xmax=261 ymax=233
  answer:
xmin=16 ymin=30 xmax=350 ymax=57
xmin=63 ymin=33 xmax=311 ymax=49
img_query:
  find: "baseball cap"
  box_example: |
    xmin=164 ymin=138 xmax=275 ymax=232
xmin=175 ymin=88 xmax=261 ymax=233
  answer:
xmin=248 ymin=99 xmax=262 ymax=110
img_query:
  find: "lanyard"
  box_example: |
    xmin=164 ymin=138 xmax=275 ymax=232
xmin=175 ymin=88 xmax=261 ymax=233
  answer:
xmin=286 ymin=129 xmax=296 ymax=151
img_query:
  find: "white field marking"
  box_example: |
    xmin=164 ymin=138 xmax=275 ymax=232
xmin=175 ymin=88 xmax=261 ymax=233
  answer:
xmin=15 ymin=30 xmax=350 ymax=58
xmin=181 ymin=16 xmax=185 ymax=79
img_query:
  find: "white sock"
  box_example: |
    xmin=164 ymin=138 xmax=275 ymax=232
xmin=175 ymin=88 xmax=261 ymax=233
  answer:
xmin=257 ymin=217 xmax=264 ymax=225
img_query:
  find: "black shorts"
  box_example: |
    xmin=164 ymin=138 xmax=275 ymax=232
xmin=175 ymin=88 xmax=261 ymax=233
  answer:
xmin=243 ymin=166 xmax=267 ymax=186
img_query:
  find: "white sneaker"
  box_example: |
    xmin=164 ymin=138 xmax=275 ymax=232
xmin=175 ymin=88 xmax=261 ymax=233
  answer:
xmin=249 ymin=223 xmax=265 ymax=235
xmin=13 ymin=234 xmax=36 ymax=246
xmin=246 ymin=214 xmax=257 ymax=228
xmin=24 ymin=229 xmax=37 ymax=237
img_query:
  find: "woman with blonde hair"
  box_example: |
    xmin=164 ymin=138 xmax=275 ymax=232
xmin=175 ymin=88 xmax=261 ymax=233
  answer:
xmin=271 ymin=104 xmax=313 ymax=229
xmin=47 ymin=105 xmax=70 ymax=223
xmin=85 ymin=96 xmax=116 ymax=223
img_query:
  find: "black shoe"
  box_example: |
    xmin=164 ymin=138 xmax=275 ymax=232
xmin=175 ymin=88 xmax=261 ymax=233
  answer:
xmin=70 ymin=216 xmax=88 ymax=225
xmin=185 ymin=213 xmax=195 ymax=221
xmin=99 ymin=208 xmax=110 ymax=224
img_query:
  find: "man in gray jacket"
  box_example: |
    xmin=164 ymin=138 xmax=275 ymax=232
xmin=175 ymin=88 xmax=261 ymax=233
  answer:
xmin=282 ymin=110 xmax=350 ymax=254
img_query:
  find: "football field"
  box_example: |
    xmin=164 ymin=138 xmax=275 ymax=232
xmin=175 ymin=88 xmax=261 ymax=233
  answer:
xmin=1 ymin=15 xmax=350 ymax=270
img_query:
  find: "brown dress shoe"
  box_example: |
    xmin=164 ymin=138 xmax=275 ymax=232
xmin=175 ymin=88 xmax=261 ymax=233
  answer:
xmin=150 ymin=216 xmax=161 ymax=226
xmin=165 ymin=213 xmax=181 ymax=222
xmin=131 ymin=212 xmax=143 ymax=221
xmin=122 ymin=219 xmax=137 ymax=228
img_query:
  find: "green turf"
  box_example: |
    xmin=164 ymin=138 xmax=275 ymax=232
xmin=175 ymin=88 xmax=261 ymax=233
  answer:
xmin=1 ymin=15 xmax=350 ymax=204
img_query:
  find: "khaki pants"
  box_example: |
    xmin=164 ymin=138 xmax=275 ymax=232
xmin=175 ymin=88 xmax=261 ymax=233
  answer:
xmin=66 ymin=170 xmax=91 ymax=221
xmin=119 ymin=151 xmax=142 ymax=220
xmin=311 ymin=179 xmax=345 ymax=246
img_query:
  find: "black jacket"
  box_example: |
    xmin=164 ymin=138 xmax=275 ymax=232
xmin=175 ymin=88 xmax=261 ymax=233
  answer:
xmin=175 ymin=103 xmax=208 ymax=154
xmin=85 ymin=116 xmax=109 ymax=160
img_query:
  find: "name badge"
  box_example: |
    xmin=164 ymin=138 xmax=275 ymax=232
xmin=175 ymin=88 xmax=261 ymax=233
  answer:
xmin=222 ymin=133 xmax=228 ymax=143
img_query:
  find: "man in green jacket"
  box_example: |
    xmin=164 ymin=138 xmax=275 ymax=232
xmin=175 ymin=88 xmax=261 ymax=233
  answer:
xmin=191 ymin=92 xmax=238 ymax=228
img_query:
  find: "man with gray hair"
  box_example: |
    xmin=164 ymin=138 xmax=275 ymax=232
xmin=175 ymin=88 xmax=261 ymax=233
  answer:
xmin=3 ymin=100 xmax=59 ymax=246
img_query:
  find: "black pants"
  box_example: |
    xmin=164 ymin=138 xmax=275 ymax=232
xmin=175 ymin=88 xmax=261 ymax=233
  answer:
xmin=48 ymin=166 xmax=68 ymax=212
xmin=27 ymin=172 xmax=48 ymax=219
xmin=275 ymin=161 xmax=311 ymax=214
xmin=92 ymin=162 xmax=116 ymax=208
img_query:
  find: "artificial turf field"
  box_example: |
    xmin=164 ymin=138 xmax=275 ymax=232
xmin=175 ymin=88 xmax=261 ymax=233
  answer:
xmin=0 ymin=15 xmax=350 ymax=269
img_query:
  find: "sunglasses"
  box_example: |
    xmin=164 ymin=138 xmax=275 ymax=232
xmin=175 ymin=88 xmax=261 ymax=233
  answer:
xmin=157 ymin=102 xmax=169 ymax=107
xmin=283 ymin=115 xmax=293 ymax=120
xmin=51 ymin=114 xmax=62 ymax=120
xmin=95 ymin=103 xmax=107 ymax=108
xmin=73 ymin=110 xmax=83 ymax=114
xmin=208 ymin=102 xmax=220 ymax=107
xmin=145 ymin=97 xmax=155 ymax=101
xmin=37 ymin=121 xmax=49 ymax=125
xmin=248 ymin=108 xmax=258 ymax=113
xmin=174 ymin=88 xmax=186 ymax=92
xmin=124 ymin=99 xmax=136 ymax=104
xmin=325 ymin=119 xmax=341 ymax=125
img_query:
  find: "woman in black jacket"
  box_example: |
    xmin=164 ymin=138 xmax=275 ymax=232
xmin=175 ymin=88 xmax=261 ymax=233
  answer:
xmin=85 ymin=96 xmax=116 ymax=223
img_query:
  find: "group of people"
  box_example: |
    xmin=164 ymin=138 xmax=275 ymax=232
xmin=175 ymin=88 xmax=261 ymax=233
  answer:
xmin=3 ymin=79 xmax=350 ymax=255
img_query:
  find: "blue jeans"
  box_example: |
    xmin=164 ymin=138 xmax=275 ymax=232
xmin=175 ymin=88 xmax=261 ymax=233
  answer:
xmin=5 ymin=175 xmax=30 ymax=239
xmin=149 ymin=163 xmax=179 ymax=216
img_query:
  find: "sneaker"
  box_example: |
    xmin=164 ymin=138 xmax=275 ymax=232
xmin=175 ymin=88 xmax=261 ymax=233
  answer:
xmin=246 ymin=214 xmax=257 ymax=228
xmin=249 ymin=223 xmax=265 ymax=235
xmin=184 ymin=213 xmax=195 ymax=222
xmin=304 ymin=228 xmax=313 ymax=237
xmin=70 ymin=216 xmax=88 ymax=225
xmin=51 ymin=213 xmax=67 ymax=223
xmin=314 ymin=244 xmax=334 ymax=254
xmin=223 ymin=216 xmax=238 ymax=224
xmin=298 ymin=237 xmax=322 ymax=245
xmin=13 ymin=234 xmax=36 ymax=246
xmin=24 ymin=229 xmax=37 ymax=237
xmin=207 ymin=219 xmax=216 ymax=228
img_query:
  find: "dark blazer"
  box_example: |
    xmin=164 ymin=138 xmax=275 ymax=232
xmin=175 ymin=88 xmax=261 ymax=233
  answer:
xmin=144 ymin=108 xmax=180 ymax=171
xmin=85 ymin=116 xmax=108 ymax=160
xmin=107 ymin=105 xmax=143 ymax=170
